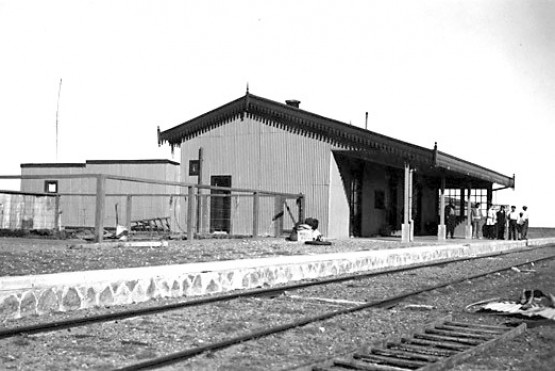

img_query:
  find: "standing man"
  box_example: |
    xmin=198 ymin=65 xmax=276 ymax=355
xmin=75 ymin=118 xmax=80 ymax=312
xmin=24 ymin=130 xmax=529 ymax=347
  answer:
xmin=496 ymin=205 xmax=507 ymax=240
xmin=471 ymin=203 xmax=483 ymax=239
xmin=508 ymin=205 xmax=519 ymax=240
xmin=521 ymin=206 xmax=529 ymax=240
xmin=486 ymin=205 xmax=497 ymax=239
xmin=445 ymin=202 xmax=456 ymax=239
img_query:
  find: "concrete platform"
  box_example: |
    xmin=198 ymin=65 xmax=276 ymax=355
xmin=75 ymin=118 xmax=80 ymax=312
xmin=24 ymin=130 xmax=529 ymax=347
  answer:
xmin=1 ymin=237 xmax=555 ymax=321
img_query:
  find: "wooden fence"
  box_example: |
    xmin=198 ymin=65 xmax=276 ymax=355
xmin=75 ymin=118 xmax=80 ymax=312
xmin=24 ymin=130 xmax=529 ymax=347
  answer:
xmin=0 ymin=174 xmax=305 ymax=242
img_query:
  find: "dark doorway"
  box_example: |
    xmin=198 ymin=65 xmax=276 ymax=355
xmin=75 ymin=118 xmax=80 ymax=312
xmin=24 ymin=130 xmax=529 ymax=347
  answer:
xmin=210 ymin=175 xmax=232 ymax=233
xmin=387 ymin=169 xmax=399 ymax=229
xmin=349 ymin=168 xmax=363 ymax=237
xmin=414 ymin=183 xmax=423 ymax=235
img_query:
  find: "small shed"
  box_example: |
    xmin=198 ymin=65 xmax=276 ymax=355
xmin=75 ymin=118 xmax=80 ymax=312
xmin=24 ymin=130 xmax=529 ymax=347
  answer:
xmin=20 ymin=159 xmax=180 ymax=230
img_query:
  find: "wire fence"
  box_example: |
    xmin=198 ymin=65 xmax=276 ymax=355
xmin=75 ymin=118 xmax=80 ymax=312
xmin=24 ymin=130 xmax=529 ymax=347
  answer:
xmin=0 ymin=174 xmax=304 ymax=242
xmin=0 ymin=190 xmax=59 ymax=232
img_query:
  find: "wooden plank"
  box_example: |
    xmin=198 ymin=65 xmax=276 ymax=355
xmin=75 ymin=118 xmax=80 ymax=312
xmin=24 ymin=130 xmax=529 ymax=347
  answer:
xmin=443 ymin=321 xmax=510 ymax=331
xmin=402 ymin=338 xmax=470 ymax=351
xmin=424 ymin=329 xmax=493 ymax=341
xmin=125 ymin=195 xmax=132 ymax=232
xmin=434 ymin=324 xmax=506 ymax=335
xmin=414 ymin=333 xmax=482 ymax=346
xmin=353 ymin=353 xmax=428 ymax=368
xmin=94 ymin=175 xmax=106 ymax=243
xmin=334 ymin=358 xmax=411 ymax=371
xmin=418 ymin=323 xmax=526 ymax=371
xmin=187 ymin=186 xmax=195 ymax=240
xmin=368 ymin=348 xmax=442 ymax=363
xmin=287 ymin=294 xmax=366 ymax=306
xmin=386 ymin=343 xmax=456 ymax=357
xmin=54 ymin=195 xmax=60 ymax=231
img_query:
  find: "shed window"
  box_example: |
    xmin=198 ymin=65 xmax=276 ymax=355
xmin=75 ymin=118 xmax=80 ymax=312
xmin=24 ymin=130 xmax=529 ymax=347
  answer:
xmin=189 ymin=160 xmax=200 ymax=176
xmin=44 ymin=180 xmax=58 ymax=193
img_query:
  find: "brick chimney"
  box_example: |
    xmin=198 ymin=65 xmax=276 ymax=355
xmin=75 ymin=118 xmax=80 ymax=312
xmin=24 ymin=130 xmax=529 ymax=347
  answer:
xmin=285 ymin=99 xmax=300 ymax=108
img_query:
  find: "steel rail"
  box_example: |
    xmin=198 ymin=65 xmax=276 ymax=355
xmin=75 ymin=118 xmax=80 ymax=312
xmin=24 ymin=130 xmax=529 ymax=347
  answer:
xmin=0 ymin=245 xmax=551 ymax=340
xmin=113 ymin=253 xmax=555 ymax=371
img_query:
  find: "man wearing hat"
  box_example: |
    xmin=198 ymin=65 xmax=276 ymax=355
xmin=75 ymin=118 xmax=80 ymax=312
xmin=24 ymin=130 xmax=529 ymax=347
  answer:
xmin=521 ymin=206 xmax=529 ymax=240
xmin=496 ymin=205 xmax=507 ymax=240
xmin=508 ymin=205 xmax=519 ymax=240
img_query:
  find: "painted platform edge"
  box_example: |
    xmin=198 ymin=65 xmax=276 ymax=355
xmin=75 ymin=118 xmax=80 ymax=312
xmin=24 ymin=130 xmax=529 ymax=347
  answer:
xmin=1 ymin=238 xmax=553 ymax=321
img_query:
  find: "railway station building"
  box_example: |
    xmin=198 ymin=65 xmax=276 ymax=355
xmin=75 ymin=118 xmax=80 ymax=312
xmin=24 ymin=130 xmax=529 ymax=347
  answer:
xmin=158 ymin=91 xmax=515 ymax=240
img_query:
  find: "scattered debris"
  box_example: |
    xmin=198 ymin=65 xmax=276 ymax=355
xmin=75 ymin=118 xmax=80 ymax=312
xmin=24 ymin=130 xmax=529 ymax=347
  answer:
xmin=403 ymin=304 xmax=436 ymax=311
xmin=286 ymin=294 xmax=366 ymax=306
xmin=115 ymin=225 xmax=129 ymax=241
xmin=121 ymin=339 xmax=149 ymax=346
xmin=466 ymin=289 xmax=555 ymax=320
xmin=510 ymin=266 xmax=536 ymax=274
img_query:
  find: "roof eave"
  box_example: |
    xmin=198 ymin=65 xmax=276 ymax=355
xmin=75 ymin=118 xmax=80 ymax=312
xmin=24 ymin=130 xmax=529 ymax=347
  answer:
xmin=436 ymin=151 xmax=514 ymax=188
xmin=157 ymin=94 xmax=514 ymax=188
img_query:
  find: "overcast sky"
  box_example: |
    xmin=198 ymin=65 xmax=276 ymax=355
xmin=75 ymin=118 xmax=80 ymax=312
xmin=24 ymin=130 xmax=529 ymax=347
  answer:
xmin=1 ymin=0 xmax=554 ymax=226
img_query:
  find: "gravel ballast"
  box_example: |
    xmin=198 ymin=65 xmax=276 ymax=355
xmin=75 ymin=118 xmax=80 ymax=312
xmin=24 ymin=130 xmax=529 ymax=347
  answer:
xmin=1 ymin=245 xmax=554 ymax=370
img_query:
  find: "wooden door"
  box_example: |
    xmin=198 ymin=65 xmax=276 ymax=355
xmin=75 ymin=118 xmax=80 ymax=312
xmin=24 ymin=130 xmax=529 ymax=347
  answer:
xmin=210 ymin=176 xmax=232 ymax=233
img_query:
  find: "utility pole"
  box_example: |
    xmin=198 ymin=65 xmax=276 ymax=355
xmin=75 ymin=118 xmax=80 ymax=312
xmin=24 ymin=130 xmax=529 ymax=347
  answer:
xmin=56 ymin=78 xmax=62 ymax=161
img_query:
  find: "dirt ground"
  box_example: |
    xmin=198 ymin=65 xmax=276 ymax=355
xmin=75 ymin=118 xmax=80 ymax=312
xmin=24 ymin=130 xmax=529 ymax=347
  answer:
xmin=1 ymin=244 xmax=554 ymax=370
xmin=0 ymin=236 xmax=451 ymax=276
xmin=1 ymin=232 xmax=554 ymax=370
xmin=450 ymin=258 xmax=555 ymax=371
xmin=2 ymin=227 xmax=554 ymax=277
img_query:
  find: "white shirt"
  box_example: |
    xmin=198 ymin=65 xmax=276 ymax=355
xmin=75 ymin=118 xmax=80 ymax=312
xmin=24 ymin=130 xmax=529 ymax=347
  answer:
xmin=508 ymin=210 xmax=519 ymax=221
xmin=472 ymin=208 xmax=483 ymax=221
xmin=486 ymin=208 xmax=497 ymax=225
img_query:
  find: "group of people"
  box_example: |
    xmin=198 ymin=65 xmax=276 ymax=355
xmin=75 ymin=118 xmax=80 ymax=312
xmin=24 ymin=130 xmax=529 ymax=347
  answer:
xmin=476 ymin=203 xmax=529 ymax=240
xmin=445 ymin=202 xmax=529 ymax=240
xmin=503 ymin=205 xmax=529 ymax=240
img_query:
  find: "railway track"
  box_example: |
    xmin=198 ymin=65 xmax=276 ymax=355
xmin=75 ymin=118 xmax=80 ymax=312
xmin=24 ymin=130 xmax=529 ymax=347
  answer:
xmin=112 ymin=252 xmax=555 ymax=371
xmin=2 ymin=245 xmax=554 ymax=370
xmin=0 ymin=245 xmax=549 ymax=340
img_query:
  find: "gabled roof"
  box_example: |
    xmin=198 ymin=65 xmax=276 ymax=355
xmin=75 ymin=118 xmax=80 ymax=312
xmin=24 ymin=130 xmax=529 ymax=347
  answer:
xmin=158 ymin=93 xmax=514 ymax=188
xmin=21 ymin=159 xmax=180 ymax=168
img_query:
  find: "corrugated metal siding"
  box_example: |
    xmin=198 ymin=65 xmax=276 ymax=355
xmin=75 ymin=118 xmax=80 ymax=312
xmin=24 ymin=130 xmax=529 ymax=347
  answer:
xmin=21 ymin=165 xmax=91 ymax=227
xmin=180 ymin=116 xmax=335 ymax=236
xmin=87 ymin=163 xmax=180 ymax=227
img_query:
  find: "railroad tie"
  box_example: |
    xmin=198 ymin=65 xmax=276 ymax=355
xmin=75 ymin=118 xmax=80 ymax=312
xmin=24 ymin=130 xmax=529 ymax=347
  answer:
xmin=311 ymin=319 xmax=526 ymax=371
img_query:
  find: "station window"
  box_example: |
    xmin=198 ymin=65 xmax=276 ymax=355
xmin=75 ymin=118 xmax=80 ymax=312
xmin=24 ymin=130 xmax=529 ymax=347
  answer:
xmin=439 ymin=188 xmax=488 ymax=216
xmin=440 ymin=189 xmax=462 ymax=215
xmin=44 ymin=180 xmax=58 ymax=193
xmin=470 ymin=189 xmax=488 ymax=214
